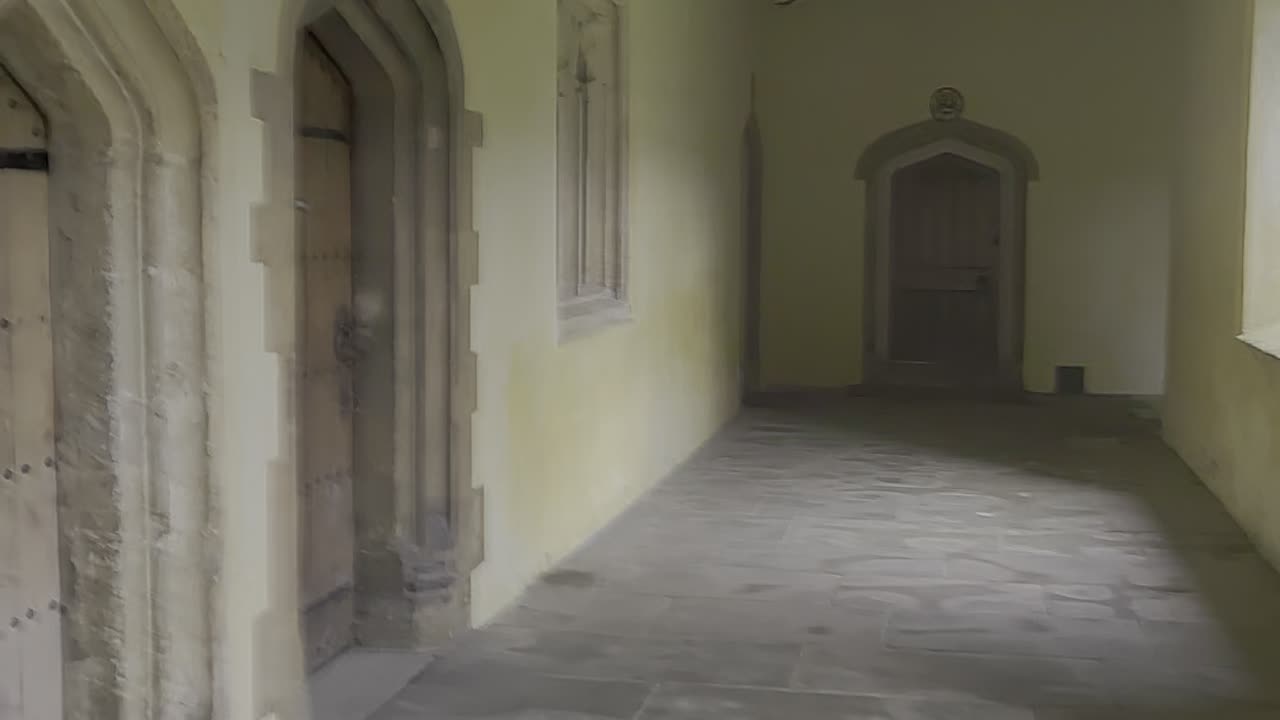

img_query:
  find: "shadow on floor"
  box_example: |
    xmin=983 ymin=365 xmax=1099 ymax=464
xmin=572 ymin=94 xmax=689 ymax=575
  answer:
xmin=309 ymin=650 xmax=434 ymax=720
xmin=370 ymin=395 xmax=1280 ymax=720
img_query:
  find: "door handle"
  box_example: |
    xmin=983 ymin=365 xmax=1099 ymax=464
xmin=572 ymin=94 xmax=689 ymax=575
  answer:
xmin=333 ymin=306 xmax=359 ymax=367
xmin=333 ymin=306 xmax=360 ymax=415
xmin=975 ymin=274 xmax=992 ymax=292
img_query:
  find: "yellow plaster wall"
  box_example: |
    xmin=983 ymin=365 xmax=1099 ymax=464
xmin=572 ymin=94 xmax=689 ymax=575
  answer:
xmin=1164 ymin=0 xmax=1280 ymax=570
xmin=452 ymin=0 xmax=753 ymax=623
xmin=162 ymin=0 xmax=752 ymax=713
xmin=755 ymin=0 xmax=1177 ymax=394
xmin=48 ymin=2 xmax=1280 ymax=718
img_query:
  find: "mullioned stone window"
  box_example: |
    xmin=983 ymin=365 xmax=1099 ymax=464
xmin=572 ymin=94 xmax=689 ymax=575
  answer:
xmin=557 ymin=0 xmax=629 ymax=339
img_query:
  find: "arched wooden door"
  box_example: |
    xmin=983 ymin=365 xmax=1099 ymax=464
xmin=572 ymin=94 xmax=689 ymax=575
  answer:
xmin=0 ymin=67 xmax=62 ymax=720
xmin=887 ymin=152 xmax=1001 ymax=385
xmin=297 ymin=34 xmax=357 ymax=671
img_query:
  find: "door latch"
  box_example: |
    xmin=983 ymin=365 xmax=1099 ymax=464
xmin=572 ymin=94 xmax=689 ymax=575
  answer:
xmin=333 ymin=306 xmax=359 ymax=415
xmin=333 ymin=305 xmax=359 ymax=368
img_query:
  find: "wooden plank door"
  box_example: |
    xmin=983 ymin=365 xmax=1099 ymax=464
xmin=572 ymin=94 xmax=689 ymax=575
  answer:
xmin=889 ymin=152 xmax=1001 ymax=383
xmin=297 ymin=34 xmax=357 ymax=672
xmin=0 ymin=67 xmax=62 ymax=720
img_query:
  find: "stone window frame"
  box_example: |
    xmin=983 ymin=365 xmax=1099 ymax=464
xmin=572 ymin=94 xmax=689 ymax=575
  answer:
xmin=556 ymin=0 xmax=631 ymax=341
xmin=1240 ymin=0 xmax=1280 ymax=360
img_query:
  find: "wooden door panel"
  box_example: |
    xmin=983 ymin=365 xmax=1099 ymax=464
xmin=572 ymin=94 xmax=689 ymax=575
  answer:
xmin=300 ymin=136 xmax=355 ymax=608
xmin=896 ymin=266 xmax=985 ymax=292
xmin=11 ymin=169 xmax=59 ymax=720
xmin=0 ymin=159 xmax=19 ymax=720
xmin=298 ymin=33 xmax=355 ymax=670
xmin=0 ymin=65 xmax=61 ymax=720
xmin=889 ymin=152 xmax=1000 ymax=376
xmin=299 ymin=134 xmax=355 ymax=604
xmin=0 ymin=584 xmax=18 ymax=718
xmin=0 ymin=173 xmax=21 ymax=717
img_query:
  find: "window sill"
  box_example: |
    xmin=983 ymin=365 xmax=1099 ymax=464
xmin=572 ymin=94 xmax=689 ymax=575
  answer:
xmin=1238 ymin=324 xmax=1280 ymax=361
xmin=558 ymin=295 xmax=632 ymax=343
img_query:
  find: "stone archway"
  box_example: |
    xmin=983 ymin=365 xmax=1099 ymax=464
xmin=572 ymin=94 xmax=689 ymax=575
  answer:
xmin=248 ymin=0 xmax=483 ymax=708
xmin=0 ymin=1 xmax=211 ymax=719
xmin=857 ymin=119 xmax=1038 ymax=391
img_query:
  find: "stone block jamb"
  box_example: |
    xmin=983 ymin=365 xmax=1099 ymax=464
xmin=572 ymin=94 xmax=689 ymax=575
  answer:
xmin=0 ymin=0 xmax=213 ymax=718
xmin=249 ymin=0 xmax=482 ymax=714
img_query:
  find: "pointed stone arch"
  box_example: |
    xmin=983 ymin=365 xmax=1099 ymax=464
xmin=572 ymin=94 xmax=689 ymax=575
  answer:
xmin=855 ymin=118 xmax=1040 ymax=182
xmin=248 ymin=0 xmax=482 ymax=713
xmin=856 ymin=119 xmax=1039 ymax=390
xmin=0 ymin=0 xmax=211 ymax=718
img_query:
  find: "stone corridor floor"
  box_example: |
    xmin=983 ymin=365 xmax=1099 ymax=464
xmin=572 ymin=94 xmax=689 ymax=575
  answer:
xmin=373 ymin=396 xmax=1280 ymax=719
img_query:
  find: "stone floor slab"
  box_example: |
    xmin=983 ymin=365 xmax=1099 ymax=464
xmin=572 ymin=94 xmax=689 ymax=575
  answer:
xmin=795 ymin=642 xmax=1112 ymax=706
xmin=371 ymin=666 xmax=651 ymax=720
xmin=310 ymin=650 xmax=433 ymax=720
xmin=440 ymin=624 xmax=802 ymax=688
xmin=883 ymin=611 xmax=1144 ymax=660
xmin=636 ymin=683 xmax=1035 ymax=719
xmin=374 ymin=398 xmax=1280 ymax=718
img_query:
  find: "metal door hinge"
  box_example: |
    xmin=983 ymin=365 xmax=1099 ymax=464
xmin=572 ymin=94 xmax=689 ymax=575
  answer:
xmin=0 ymin=148 xmax=48 ymax=171
xmin=299 ymin=126 xmax=349 ymax=144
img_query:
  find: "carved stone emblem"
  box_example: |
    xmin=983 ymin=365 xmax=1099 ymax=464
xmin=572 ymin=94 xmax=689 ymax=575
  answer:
xmin=930 ymin=87 xmax=965 ymax=121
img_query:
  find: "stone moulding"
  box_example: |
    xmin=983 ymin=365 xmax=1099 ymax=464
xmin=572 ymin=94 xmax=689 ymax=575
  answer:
xmin=0 ymin=1 xmax=213 ymax=718
xmin=250 ymin=0 xmax=483 ymax=716
xmin=856 ymin=117 xmax=1039 ymax=390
